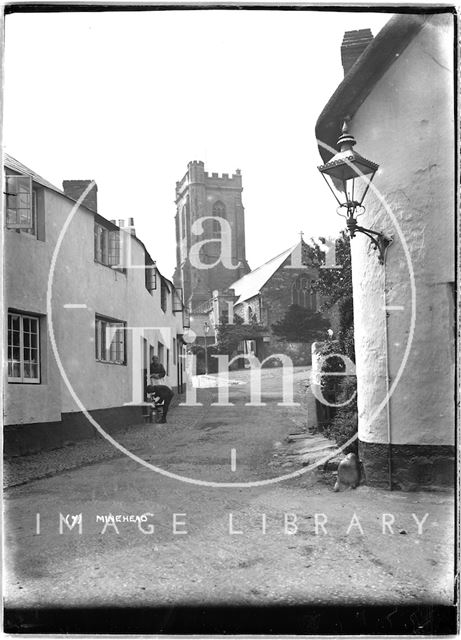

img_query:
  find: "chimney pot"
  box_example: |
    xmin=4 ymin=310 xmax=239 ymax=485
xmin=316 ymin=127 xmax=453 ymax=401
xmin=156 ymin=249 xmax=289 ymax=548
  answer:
xmin=341 ymin=28 xmax=373 ymax=76
xmin=127 ymin=217 xmax=136 ymax=236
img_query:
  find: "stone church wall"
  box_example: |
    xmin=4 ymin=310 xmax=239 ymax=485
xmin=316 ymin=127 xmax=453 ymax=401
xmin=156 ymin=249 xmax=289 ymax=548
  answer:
xmin=233 ymin=263 xmax=325 ymax=366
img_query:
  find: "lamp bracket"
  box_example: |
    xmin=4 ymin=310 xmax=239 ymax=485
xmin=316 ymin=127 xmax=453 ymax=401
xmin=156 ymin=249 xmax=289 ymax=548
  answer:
xmin=354 ymin=225 xmax=392 ymax=265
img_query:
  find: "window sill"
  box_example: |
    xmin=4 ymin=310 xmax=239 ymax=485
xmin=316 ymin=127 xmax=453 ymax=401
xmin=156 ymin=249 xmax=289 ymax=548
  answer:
xmin=8 ymin=228 xmax=43 ymax=242
xmin=95 ymin=359 xmax=127 ymax=366
xmin=94 ymin=260 xmax=126 ymax=275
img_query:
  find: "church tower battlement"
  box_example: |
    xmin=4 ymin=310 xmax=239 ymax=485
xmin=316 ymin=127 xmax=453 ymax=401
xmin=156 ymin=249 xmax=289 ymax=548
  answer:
xmin=173 ymin=161 xmax=250 ymax=311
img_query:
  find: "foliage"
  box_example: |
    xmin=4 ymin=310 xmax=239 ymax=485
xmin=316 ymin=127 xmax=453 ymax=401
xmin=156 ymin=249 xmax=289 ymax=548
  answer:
xmin=310 ymin=232 xmax=358 ymax=448
xmin=314 ymin=338 xmax=358 ymax=454
xmin=271 ymin=304 xmax=330 ymax=343
xmin=310 ymin=231 xmax=353 ymax=311
xmin=322 ymin=376 xmax=358 ymax=455
xmin=215 ymin=314 xmax=267 ymax=356
xmin=309 ymin=231 xmax=355 ymax=360
xmin=337 ymin=318 xmax=355 ymax=363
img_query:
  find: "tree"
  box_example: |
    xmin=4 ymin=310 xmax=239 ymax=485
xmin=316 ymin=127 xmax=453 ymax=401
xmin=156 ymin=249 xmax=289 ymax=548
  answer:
xmin=309 ymin=232 xmax=358 ymax=451
xmin=271 ymin=304 xmax=330 ymax=343
xmin=310 ymin=231 xmax=355 ymax=361
xmin=310 ymin=231 xmax=352 ymax=309
xmin=215 ymin=315 xmax=267 ymax=356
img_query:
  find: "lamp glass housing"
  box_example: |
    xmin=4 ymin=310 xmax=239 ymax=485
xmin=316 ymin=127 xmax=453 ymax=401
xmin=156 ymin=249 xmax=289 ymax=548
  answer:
xmin=319 ymin=150 xmax=378 ymax=212
xmin=317 ymin=122 xmax=390 ymax=264
xmin=318 ymin=121 xmax=379 ymax=217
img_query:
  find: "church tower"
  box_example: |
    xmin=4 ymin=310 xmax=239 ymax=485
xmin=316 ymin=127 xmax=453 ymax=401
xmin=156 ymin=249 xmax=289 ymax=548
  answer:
xmin=173 ymin=161 xmax=250 ymax=311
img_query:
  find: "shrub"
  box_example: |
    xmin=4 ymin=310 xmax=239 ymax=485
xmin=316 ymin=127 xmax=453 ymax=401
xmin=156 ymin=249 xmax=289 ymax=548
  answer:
xmin=315 ymin=336 xmax=358 ymax=453
xmin=322 ymin=375 xmax=358 ymax=454
xmin=271 ymin=304 xmax=330 ymax=343
xmin=308 ymin=232 xmax=358 ymax=450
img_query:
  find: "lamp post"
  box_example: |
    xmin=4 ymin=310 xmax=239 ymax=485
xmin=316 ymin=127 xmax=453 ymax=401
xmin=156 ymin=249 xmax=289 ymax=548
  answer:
xmin=318 ymin=120 xmax=391 ymax=264
xmin=203 ymin=321 xmax=210 ymax=375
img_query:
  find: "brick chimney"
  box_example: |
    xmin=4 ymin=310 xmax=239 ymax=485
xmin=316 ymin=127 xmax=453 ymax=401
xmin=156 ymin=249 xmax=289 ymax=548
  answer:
xmin=341 ymin=29 xmax=373 ymax=76
xmin=62 ymin=180 xmax=98 ymax=212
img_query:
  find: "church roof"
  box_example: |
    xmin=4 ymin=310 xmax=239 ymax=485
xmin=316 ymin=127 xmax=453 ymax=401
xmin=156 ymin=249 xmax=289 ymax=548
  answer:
xmin=230 ymin=244 xmax=297 ymax=305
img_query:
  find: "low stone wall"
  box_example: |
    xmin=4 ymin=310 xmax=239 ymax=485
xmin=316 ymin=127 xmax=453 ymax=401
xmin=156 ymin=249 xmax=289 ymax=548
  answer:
xmin=261 ymin=340 xmax=312 ymax=366
xmin=359 ymin=440 xmax=455 ymax=491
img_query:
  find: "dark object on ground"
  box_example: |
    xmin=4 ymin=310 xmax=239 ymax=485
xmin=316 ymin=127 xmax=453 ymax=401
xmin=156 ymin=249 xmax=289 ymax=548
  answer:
xmin=333 ymin=452 xmax=360 ymax=491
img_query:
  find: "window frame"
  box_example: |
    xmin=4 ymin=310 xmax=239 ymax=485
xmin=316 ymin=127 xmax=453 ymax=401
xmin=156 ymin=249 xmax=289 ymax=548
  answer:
xmin=27 ymin=188 xmax=38 ymax=237
xmin=94 ymin=223 xmax=109 ymax=264
xmin=94 ymin=219 xmax=125 ymax=273
xmin=157 ymin=341 xmax=165 ymax=366
xmin=145 ymin=261 xmax=157 ymax=293
xmin=8 ymin=312 xmax=41 ymax=384
xmin=5 ymin=173 xmax=41 ymax=236
xmin=95 ymin=314 xmax=127 ymax=365
xmin=160 ymin=278 xmax=169 ymax=313
xmin=172 ymin=287 xmax=183 ymax=313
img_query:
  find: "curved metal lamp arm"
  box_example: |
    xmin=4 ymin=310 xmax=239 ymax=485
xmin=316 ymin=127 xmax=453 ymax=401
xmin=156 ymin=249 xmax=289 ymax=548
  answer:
xmin=355 ymin=225 xmax=392 ymax=265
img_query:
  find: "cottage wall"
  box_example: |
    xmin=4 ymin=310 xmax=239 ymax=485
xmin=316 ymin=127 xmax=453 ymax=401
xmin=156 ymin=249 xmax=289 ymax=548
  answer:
xmin=5 ymin=183 xmax=185 ymax=455
xmin=346 ymin=14 xmax=455 ymax=487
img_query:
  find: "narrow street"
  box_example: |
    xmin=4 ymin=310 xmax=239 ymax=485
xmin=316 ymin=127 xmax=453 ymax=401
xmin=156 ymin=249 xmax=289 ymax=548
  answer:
xmin=4 ymin=367 xmax=454 ymax=616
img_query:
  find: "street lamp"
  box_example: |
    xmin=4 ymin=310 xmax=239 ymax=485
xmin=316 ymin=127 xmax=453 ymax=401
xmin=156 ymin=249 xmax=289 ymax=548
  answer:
xmin=203 ymin=321 xmax=210 ymax=375
xmin=318 ymin=120 xmax=391 ymax=264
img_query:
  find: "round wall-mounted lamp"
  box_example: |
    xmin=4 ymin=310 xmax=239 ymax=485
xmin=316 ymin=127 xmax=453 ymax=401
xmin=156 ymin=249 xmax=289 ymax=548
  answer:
xmin=318 ymin=120 xmax=391 ymax=264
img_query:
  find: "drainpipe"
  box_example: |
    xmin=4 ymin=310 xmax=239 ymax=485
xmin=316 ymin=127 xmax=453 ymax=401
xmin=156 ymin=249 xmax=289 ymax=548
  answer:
xmin=383 ymin=261 xmax=393 ymax=490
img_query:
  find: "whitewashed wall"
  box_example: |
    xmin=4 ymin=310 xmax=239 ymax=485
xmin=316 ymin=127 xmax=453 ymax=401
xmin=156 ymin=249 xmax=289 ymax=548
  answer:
xmin=349 ymin=14 xmax=454 ymax=447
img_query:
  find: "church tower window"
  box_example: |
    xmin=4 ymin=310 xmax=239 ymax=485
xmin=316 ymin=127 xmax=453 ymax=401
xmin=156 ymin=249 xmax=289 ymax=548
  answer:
xmin=212 ymin=200 xmax=226 ymax=218
xmin=181 ymin=205 xmax=187 ymax=238
xmin=211 ymin=219 xmax=221 ymax=238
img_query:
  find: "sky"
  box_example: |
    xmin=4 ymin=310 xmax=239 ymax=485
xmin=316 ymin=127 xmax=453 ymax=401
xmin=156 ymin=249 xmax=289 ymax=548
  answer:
xmin=3 ymin=7 xmax=392 ymax=280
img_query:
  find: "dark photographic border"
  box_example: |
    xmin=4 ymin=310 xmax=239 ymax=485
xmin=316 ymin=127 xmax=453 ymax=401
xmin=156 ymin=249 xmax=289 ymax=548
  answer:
xmin=2 ymin=2 xmax=458 ymax=636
